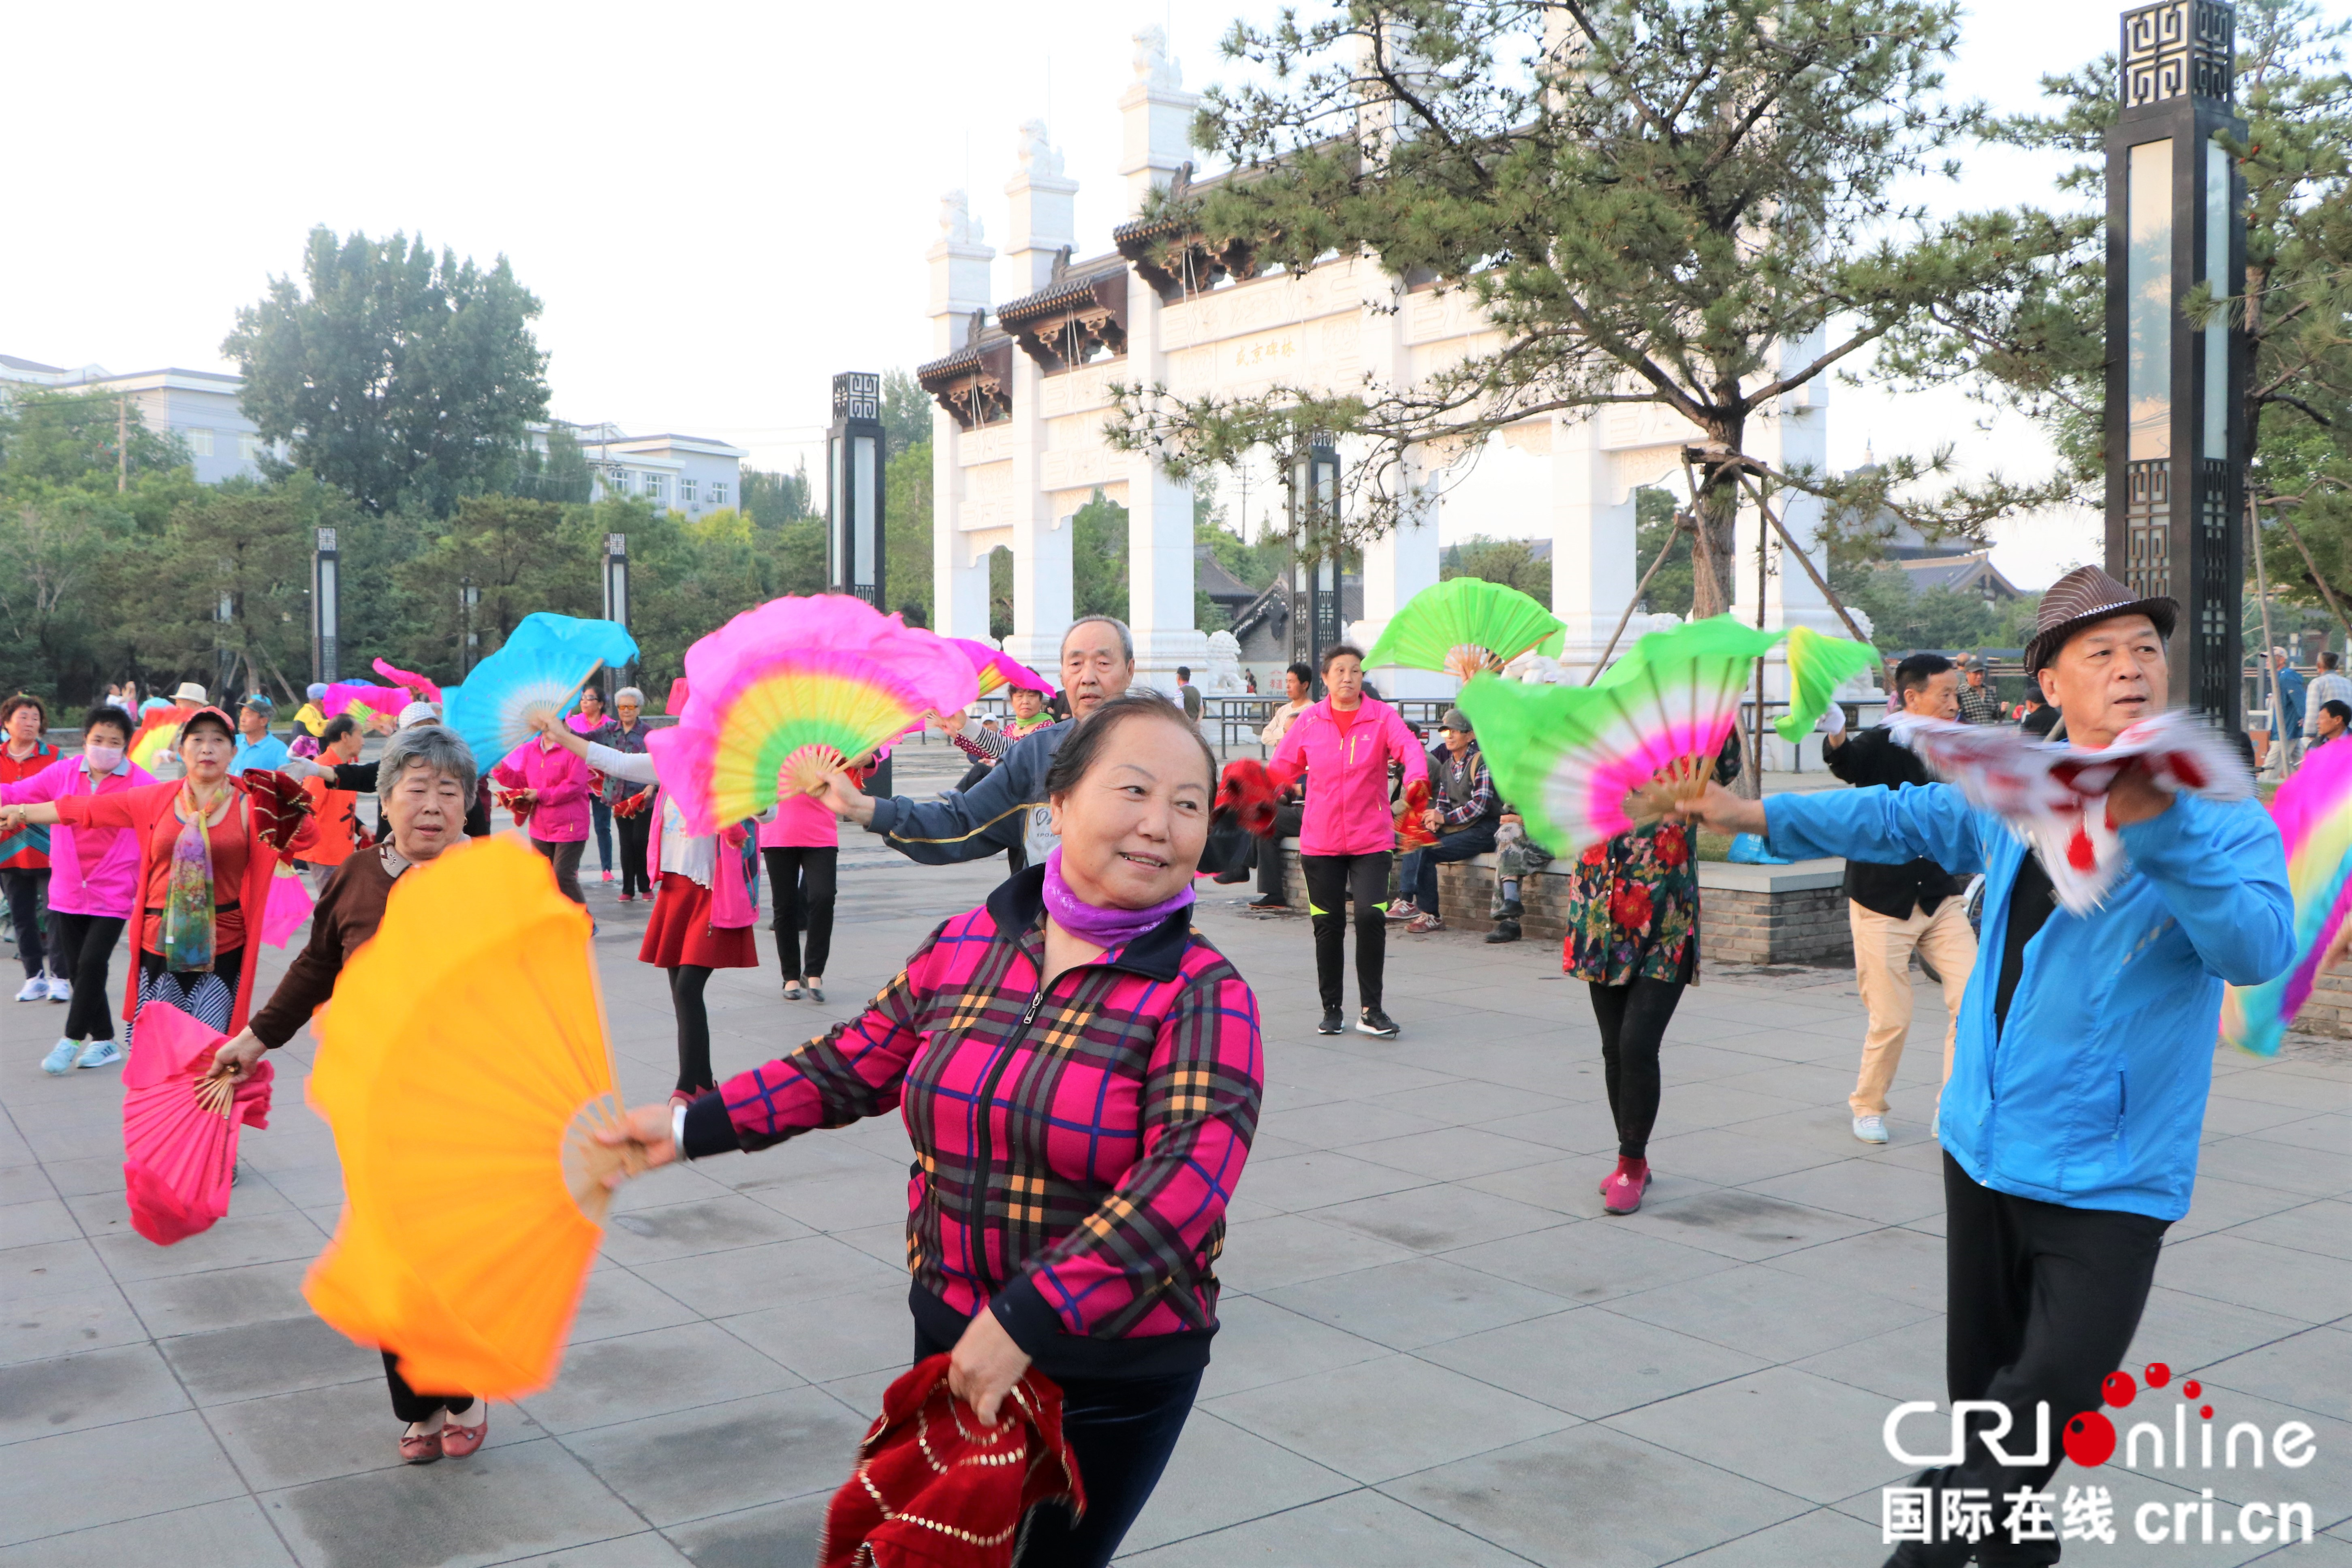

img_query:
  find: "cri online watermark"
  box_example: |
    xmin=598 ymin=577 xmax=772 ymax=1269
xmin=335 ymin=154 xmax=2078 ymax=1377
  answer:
xmin=1880 ymin=1362 xmax=2319 ymax=1549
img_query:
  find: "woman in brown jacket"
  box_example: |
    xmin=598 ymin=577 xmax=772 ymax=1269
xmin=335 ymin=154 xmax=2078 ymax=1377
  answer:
xmin=209 ymin=723 xmax=488 ymax=1465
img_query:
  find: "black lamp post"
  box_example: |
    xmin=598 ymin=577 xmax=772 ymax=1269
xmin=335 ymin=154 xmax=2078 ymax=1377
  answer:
xmin=1288 ymin=442 xmax=1344 ymax=690
xmin=828 ymin=372 xmax=887 ymax=608
xmin=311 ymin=526 xmax=340 ymax=684
xmin=602 ymin=532 xmax=632 ymax=693
xmin=2104 ymin=0 xmax=2245 ymax=723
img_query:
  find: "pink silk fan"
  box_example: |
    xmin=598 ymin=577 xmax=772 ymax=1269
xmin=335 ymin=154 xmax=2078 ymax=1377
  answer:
xmin=122 ymin=1002 xmax=274 ymax=1246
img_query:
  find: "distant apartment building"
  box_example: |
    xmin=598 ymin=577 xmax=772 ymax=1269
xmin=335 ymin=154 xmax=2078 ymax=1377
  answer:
xmin=3 ymin=355 xmax=750 ymax=517
xmin=0 ymin=354 xmax=280 ymax=484
xmin=553 ymin=423 xmax=749 ymax=518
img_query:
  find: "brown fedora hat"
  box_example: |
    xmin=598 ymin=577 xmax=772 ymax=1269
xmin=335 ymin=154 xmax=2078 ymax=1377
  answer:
xmin=2023 ymin=565 xmax=2178 ymax=675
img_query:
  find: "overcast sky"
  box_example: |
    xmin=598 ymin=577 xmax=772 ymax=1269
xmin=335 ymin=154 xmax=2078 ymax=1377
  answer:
xmin=16 ymin=0 xmax=2345 ymax=588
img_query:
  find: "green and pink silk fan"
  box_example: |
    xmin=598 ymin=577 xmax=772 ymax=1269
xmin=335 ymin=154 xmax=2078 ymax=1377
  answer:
xmin=648 ymin=596 xmax=978 ymax=835
xmin=1457 ymin=615 xmax=1873 ymax=858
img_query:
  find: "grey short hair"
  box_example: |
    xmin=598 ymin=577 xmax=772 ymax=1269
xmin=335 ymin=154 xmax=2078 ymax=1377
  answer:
xmin=614 ymin=686 xmax=645 ymax=707
xmin=378 ymin=723 xmax=478 ymax=799
xmin=1062 ymin=616 xmax=1133 ymax=664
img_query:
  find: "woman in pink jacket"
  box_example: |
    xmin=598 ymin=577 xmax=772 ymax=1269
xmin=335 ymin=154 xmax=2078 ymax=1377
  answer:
xmin=489 ymin=728 xmax=592 ymax=904
xmin=757 ymin=758 xmax=867 ymax=1005
xmin=1269 ymin=644 xmax=1429 ymax=1038
xmin=2 ymin=705 xmax=154 ymax=1074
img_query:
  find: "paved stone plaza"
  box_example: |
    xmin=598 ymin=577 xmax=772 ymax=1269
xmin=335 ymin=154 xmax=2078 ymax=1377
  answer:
xmin=4 ymin=743 xmax=2350 ymax=1566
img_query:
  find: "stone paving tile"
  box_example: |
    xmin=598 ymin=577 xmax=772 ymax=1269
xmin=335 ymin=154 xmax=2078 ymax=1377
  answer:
xmin=2198 ymin=1134 xmax=2352 ymax=1198
xmin=208 ymin=1376 xmax=442 ymax=1490
xmin=486 ymin=1534 xmax=692 ymax=1566
xmin=657 ymin=1493 xmax=828 ymax=1568
xmin=1742 ymin=1156 xmax=1950 ymax=1226
xmin=1216 ymin=1213 xmax=1418 ymax=1293
xmin=1115 ymin=1409 xmax=1357 ymax=1554
xmin=1608 ymin=1186 xmax=1878 ymax=1263
xmin=515 ymin=1320 xmax=802 ymax=1436
xmin=1207 ymin=1352 xmax=1577 ymax=1484
xmin=2157 ymin=1232 xmax=2352 ymax=1325
xmin=1118 ymin=1486 xmax=1535 ymax=1565
xmin=1234 ymin=1149 xmax=1438 ymax=1213
xmin=1602 ymin=1363 xmax=1909 ymax=1505
xmin=1605 ymin=1261 xmax=1938 ymax=1365
xmin=2131 ymin=1284 xmax=2317 ymax=1374
xmin=262 ymin=1435 xmax=647 ymax=1568
xmin=1421 ymin=1303 xmax=1767 ymax=1419
xmin=1439 ymin=1220 xmax=1737 ymax=1307
xmin=1755 ymin=1223 xmax=1947 ymax=1310
xmin=2201 ymin=1324 xmax=2352 ymax=1424
xmin=2230 ymin=1198 xmax=2352 ymax=1263
xmin=1668 ymin=1503 xmax=1888 ymax=1566
xmin=0 ymin=1497 xmax=299 ymax=1568
xmin=116 ymin=1257 xmax=317 ymax=1336
xmin=0 ymin=1408 xmax=248 ymax=1546
xmin=0 ymin=1339 xmax=190 ymax=1442
xmin=558 ymin=1387 xmax=867 ymax=1528
xmin=716 ymin=1282 xmax=914 ymax=1384
xmin=161 ymin=1312 xmax=386 ymax=1404
xmin=1194 ymin=1294 xmax=1391 ymax=1399
xmin=1383 ymin=1424 xmax=1809 ymax=1568
xmin=1261 ymin=1255 xmax=1571 ymax=1351
xmin=1310 ymin=1181 xmax=1565 ymax=1254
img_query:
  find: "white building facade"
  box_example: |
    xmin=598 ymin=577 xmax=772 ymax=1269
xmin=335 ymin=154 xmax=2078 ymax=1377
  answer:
xmin=0 ymin=355 xmax=279 ymax=485
xmin=548 ymin=424 xmax=748 ymax=518
xmin=917 ymin=28 xmax=1841 ymax=725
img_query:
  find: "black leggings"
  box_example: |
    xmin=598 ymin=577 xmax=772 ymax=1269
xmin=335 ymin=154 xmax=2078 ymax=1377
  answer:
xmin=383 ymin=1350 xmax=474 ymax=1425
xmin=761 ymin=846 xmax=837 ymax=980
xmin=615 ymin=808 xmax=653 ymax=897
xmin=912 ymin=1323 xmax=1199 ymax=1568
xmin=1 ymin=867 xmax=51 ymax=980
xmin=1301 ymin=851 xmax=1391 ymax=1011
xmin=52 ymin=912 xmax=125 ymax=1041
xmin=668 ymin=964 xmax=714 ymax=1095
xmin=1588 ymin=976 xmax=1687 ymax=1160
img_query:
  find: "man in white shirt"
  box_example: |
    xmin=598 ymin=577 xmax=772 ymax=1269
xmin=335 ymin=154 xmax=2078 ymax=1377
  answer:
xmin=2305 ymin=649 xmax=2352 ymax=745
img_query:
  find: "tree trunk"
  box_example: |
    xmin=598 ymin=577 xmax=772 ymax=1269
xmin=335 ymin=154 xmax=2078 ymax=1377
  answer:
xmin=1688 ymin=469 xmax=1742 ymax=621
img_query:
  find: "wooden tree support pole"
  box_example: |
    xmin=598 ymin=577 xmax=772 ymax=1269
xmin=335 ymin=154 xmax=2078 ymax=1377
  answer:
xmin=2266 ymin=500 xmax=2352 ymax=654
xmin=1584 ymin=510 xmax=1691 ymax=682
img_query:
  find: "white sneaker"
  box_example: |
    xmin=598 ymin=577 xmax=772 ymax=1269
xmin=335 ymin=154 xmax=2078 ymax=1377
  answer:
xmin=75 ymin=1039 xmax=124 ymax=1070
xmin=46 ymin=976 xmax=70 ymax=1004
xmin=1852 ymin=1114 xmax=1889 ymax=1145
xmin=41 ymin=1038 xmax=79 ymax=1075
xmin=14 ymin=976 xmax=47 ymax=1002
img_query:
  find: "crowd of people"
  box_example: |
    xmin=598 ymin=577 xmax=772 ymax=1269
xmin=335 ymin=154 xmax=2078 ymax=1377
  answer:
xmin=0 ymin=571 xmax=2314 ymax=1566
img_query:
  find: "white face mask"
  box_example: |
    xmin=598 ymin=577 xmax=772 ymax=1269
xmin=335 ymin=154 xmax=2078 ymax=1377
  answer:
xmin=84 ymin=744 xmax=126 ymax=774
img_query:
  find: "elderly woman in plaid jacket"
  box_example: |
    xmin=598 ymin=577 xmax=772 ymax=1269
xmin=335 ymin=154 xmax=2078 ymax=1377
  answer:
xmin=602 ymin=693 xmax=1262 ymax=1568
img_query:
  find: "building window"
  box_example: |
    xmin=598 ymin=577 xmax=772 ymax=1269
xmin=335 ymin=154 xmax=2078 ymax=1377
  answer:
xmin=185 ymin=427 xmax=215 ymax=457
xmin=710 ymin=482 xmax=728 ymax=506
xmin=238 ymin=434 xmax=265 ymax=463
xmin=644 ymin=473 xmax=668 ymax=504
xmin=680 ymin=477 xmax=698 ymax=504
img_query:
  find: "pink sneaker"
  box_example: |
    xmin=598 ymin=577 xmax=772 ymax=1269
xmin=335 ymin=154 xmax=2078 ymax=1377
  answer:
xmin=1600 ymin=1158 xmax=1651 ymax=1215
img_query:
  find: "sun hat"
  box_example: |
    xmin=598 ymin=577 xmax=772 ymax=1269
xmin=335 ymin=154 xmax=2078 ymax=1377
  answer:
xmin=396 ymin=701 xmax=440 ymax=730
xmin=171 ymin=681 xmax=208 ymax=704
xmin=2021 ymin=565 xmax=2178 ymax=676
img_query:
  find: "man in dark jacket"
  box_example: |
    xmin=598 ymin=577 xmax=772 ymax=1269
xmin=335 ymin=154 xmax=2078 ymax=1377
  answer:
xmin=1822 ymin=652 xmax=1975 ymax=1145
xmin=821 ymin=617 xmax=1132 ymax=865
xmin=1401 ymin=708 xmax=1501 ymax=934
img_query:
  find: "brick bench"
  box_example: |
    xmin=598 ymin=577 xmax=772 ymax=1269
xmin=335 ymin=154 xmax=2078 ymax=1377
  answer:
xmin=1256 ymin=841 xmax=1851 ymax=967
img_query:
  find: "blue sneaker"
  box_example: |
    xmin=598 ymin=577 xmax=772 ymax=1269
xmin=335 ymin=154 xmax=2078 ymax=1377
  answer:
xmin=41 ymin=1038 xmax=79 ymax=1075
xmin=75 ymin=1039 xmax=125 ymax=1070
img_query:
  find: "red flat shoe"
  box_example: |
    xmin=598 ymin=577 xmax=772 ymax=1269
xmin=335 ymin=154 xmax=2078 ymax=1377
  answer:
xmin=399 ymin=1427 xmax=443 ymax=1464
xmin=440 ymin=1407 xmax=488 ymax=1459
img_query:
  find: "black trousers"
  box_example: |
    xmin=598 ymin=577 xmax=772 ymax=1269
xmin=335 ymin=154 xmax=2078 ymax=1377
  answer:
xmin=912 ymin=1324 xmax=1200 ymax=1568
xmin=1301 ymin=851 xmax=1391 ymax=1011
xmin=1589 ymin=975 xmax=1686 ymax=1160
xmin=52 ymin=912 xmax=125 ymax=1041
xmin=1899 ymin=1154 xmax=2171 ymax=1567
xmin=668 ymin=965 xmax=714 ymax=1095
xmin=1 ymin=867 xmax=51 ymax=979
xmin=1254 ymin=805 xmax=1305 ymax=900
xmin=383 ymin=1349 xmax=474 ymax=1425
xmin=531 ymin=837 xmax=586 ymax=905
xmin=615 ymin=809 xmax=653 ymax=897
xmin=762 ymin=846 xmax=838 ymax=980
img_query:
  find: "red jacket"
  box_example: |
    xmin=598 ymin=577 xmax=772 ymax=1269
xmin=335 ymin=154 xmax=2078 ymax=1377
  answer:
xmin=0 ymin=741 xmax=60 ymax=870
xmin=55 ymin=774 xmax=318 ymax=1029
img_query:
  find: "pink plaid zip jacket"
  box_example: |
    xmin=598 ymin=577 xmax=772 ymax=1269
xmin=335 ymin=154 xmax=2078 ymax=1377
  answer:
xmin=678 ymin=867 xmax=1263 ymax=1379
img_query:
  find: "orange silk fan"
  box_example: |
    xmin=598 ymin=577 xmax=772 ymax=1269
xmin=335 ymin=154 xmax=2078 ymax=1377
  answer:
xmin=303 ymin=836 xmax=642 ymax=1399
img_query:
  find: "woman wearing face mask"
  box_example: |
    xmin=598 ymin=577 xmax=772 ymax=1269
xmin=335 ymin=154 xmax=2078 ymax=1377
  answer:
xmin=594 ymin=693 xmax=1264 ymax=1568
xmin=0 ymin=705 xmax=154 ymax=1072
xmin=0 ymin=707 xmax=316 ymax=1045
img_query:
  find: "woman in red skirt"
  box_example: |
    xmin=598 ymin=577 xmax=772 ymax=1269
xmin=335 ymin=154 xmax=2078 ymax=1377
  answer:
xmin=529 ymin=714 xmax=763 ymax=1103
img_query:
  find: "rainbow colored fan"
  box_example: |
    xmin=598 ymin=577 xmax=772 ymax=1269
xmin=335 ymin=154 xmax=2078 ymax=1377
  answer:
xmin=1460 ymin=615 xmax=1780 ymax=856
xmin=1366 ymin=578 xmax=1565 ymax=680
xmin=647 ymin=596 xmax=978 ymax=835
xmin=444 ymin=613 xmax=639 ymax=771
xmin=947 ymin=638 xmax=1053 ymax=698
xmin=2225 ymin=738 xmax=2352 ymax=1056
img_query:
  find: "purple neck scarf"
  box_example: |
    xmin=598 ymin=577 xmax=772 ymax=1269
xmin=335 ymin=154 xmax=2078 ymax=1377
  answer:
xmin=1042 ymin=848 xmax=1194 ymax=949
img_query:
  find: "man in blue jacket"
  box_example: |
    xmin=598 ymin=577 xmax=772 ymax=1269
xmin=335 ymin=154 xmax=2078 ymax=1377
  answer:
xmin=820 ymin=616 xmax=1134 ymax=865
xmin=1680 ymin=566 xmax=2291 ymax=1568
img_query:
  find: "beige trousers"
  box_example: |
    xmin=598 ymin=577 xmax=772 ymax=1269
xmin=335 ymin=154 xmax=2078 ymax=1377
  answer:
xmin=1848 ymin=897 xmax=1976 ymax=1118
